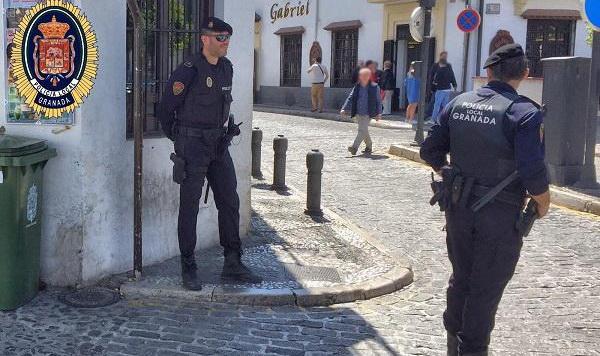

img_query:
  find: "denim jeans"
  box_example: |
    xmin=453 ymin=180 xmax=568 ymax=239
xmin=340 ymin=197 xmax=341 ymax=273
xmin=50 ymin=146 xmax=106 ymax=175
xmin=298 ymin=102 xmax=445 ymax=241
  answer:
xmin=432 ymin=89 xmax=453 ymax=124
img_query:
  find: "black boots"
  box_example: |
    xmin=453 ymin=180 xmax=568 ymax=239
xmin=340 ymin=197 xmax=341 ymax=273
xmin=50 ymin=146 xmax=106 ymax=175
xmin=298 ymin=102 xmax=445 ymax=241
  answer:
xmin=448 ymin=333 xmax=488 ymax=356
xmin=447 ymin=332 xmax=459 ymax=356
xmin=221 ymin=250 xmax=263 ymax=283
xmin=181 ymin=256 xmax=202 ymax=291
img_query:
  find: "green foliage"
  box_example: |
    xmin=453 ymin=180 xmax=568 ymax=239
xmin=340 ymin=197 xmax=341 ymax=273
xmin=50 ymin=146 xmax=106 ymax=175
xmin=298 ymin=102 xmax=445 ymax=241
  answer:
xmin=587 ymin=22 xmax=594 ymax=47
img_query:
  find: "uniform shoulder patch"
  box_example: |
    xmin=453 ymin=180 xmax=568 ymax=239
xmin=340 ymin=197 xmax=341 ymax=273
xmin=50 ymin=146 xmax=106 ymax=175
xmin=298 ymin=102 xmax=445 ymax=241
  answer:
xmin=173 ymin=81 xmax=185 ymax=96
xmin=184 ymin=61 xmax=193 ymax=68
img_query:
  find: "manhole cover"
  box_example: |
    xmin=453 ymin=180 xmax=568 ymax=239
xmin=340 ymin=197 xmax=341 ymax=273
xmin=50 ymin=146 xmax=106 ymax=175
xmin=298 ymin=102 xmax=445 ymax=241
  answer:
xmin=283 ymin=264 xmax=341 ymax=282
xmin=59 ymin=287 xmax=120 ymax=308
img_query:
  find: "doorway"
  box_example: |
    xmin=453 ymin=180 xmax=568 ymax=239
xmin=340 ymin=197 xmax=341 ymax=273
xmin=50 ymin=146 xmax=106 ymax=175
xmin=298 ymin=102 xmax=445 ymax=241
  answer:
xmin=393 ymin=25 xmax=436 ymax=111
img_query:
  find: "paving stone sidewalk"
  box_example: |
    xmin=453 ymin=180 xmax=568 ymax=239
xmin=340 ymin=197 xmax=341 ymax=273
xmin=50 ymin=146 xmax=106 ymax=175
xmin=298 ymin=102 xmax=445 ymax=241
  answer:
xmin=120 ymin=179 xmax=412 ymax=306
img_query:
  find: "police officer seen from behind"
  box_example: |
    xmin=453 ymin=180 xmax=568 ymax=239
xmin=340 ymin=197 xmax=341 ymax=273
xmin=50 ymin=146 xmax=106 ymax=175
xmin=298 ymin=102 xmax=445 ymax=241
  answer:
xmin=420 ymin=44 xmax=551 ymax=356
xmin=157 ymin=17 xmax=262 ymax=291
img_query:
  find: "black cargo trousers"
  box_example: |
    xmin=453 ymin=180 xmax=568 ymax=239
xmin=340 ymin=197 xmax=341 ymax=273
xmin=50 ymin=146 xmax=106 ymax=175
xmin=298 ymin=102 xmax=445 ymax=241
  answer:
xmin=443 ymin=199 xmax=524 ymax=354
xmin=175 ymin=131 xmax=241 ymax=259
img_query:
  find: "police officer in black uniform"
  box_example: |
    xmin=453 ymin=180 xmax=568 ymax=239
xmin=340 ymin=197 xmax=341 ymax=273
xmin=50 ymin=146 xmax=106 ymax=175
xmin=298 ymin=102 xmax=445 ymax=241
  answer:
xmin=420 ymin=44 xmax=551 ymax=356
xmin=157 ymin=17 xmax=262 ymax=291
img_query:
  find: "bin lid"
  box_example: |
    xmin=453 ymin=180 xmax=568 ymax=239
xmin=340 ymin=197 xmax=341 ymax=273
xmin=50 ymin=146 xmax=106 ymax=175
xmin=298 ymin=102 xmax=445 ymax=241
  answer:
xmin=0 ymin=134 xmax=48 ymax=157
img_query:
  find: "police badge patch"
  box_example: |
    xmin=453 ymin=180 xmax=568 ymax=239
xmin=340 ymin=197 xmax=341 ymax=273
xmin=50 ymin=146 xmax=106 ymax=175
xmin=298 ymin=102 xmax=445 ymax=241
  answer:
xmin=173 ymin=82 xmax=185 ymax=96
xmin=206 ymin=76 xmax=213 ymax=88
xmin=11 ymin=0 xmax=98 ymax=118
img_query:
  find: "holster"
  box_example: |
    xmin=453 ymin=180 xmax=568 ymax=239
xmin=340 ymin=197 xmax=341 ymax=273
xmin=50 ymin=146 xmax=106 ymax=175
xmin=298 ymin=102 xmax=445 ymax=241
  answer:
xmin=170 ymin=152 xmax=186 ymax=185
xmin=516 ymin=199 xmax=538 ymax=237
xmin=429 ymin=166 xmax=474 ymax=211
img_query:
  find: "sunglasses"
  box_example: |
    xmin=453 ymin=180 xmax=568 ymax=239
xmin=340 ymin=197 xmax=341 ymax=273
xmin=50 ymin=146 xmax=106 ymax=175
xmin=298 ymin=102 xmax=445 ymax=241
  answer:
xmin=204 ymin=34 xmax=231 ymax=42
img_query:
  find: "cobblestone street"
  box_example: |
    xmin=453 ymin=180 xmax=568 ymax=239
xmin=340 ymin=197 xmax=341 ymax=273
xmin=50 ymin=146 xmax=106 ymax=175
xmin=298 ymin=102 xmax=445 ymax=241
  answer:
xmin=1 ymin=112 xmax=599 ymax=356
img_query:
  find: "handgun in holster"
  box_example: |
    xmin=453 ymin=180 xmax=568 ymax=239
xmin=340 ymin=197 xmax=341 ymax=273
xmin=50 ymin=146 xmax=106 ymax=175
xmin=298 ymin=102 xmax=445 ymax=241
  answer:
xmin=170 ymin=153 xmax=186 ymax=185
xmin=516 ymin=199 xmax=538 ymax=238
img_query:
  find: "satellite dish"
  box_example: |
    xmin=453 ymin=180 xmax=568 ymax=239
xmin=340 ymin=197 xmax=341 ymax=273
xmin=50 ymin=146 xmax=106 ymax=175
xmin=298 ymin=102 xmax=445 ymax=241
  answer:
xmin=410 ymin=7 xmax=436 ymax=43
xmin=410 ymin=7 xmax=425 ymax=42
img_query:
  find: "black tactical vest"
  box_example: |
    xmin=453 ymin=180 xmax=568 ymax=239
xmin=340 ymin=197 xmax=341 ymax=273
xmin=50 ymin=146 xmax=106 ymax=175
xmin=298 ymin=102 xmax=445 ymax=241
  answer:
xmin=448 ymin=90 xmax=519 ymax=188
xmin=178 ymin=55 xmax=233 ymax=128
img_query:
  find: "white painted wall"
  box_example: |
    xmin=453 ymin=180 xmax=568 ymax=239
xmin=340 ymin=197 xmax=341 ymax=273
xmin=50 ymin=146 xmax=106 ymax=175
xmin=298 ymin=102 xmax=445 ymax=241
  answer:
xmin=255 ymin=0 xmax=384 ymax=88
xmin=0 ymin=0 xmax=254 ymax=286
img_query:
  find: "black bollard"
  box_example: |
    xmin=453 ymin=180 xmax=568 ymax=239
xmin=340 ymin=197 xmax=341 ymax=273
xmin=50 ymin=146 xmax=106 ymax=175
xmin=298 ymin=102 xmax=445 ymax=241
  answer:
xmin=251 ymin=127 xmax=263 ymax=179
xmin=272 ymin=135 xmax=288 ymax=190
xmin=305 ymin=149 xmax=324 ymax=216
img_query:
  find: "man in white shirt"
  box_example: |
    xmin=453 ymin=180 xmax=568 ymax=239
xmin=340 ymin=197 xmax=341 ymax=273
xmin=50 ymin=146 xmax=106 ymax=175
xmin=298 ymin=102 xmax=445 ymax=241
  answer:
xmin=307 ymin=57 xmax=329 ymax=112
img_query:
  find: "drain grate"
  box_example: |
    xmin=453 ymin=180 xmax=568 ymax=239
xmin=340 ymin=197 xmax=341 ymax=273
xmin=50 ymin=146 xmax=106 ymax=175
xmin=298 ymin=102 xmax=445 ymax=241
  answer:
xmin=59 ymin=287 xmax=120 ymax=308
xmin=283 ymin=264 xmax=341 ymax=282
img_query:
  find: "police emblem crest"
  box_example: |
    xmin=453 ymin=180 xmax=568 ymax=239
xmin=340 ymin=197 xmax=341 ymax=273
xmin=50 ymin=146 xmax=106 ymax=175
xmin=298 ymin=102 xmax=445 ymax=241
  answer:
xmin=11 ymin=0 xmax=98 ymax=118
xmin=206 ymin=76 xmax=213 ymax=88
xmin=173 ymin=82 xmax=185 ymax=96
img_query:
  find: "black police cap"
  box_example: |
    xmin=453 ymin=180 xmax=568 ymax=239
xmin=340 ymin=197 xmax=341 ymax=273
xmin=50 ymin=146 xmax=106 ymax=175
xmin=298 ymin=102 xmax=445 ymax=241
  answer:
xmin=483 ymin=44 xmax=525 ymax=69
xmin=202 ymin=17 xmax=233 ymax=35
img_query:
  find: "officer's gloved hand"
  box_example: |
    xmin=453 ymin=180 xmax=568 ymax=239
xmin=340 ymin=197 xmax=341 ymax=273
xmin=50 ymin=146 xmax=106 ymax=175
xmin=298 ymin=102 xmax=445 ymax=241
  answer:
xmin=229 ymin=124 xmax=241 ymax=137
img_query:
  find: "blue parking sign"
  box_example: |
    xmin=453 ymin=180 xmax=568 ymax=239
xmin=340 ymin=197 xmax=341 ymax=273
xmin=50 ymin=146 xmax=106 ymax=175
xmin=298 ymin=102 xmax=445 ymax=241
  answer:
xmin=585 ymin=0 xmax=600 ymax=30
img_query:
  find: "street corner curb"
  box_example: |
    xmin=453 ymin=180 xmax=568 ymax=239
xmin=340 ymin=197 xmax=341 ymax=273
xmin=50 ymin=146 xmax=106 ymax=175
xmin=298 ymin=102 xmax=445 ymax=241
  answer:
xmin=120 ymin=283 xmax=215 ymax=302
xmin=371 ymin=121 xmax=412 ymax=131
xmin=212 ymin=287 xmax=296 ymax=306
xmin=550 ymin=187 xmax=600 ymax=216
xmin=293 ymin=285 xmax=366 ymax=307
xmin=388 ymin=144 xmax=426 ymax=164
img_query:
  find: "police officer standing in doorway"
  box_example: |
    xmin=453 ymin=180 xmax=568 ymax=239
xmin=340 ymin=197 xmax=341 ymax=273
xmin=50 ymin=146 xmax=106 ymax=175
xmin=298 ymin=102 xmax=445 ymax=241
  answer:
xmin=157 ymin=17 xmax=262 ymax=291
xmin=420 ymin=44 xmax=551 ymax=356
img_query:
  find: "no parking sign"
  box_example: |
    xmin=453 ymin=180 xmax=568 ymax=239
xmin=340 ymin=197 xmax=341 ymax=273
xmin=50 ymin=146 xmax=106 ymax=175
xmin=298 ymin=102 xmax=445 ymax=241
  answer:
xmin=457 ymin=7 xmax=481 ymax=33
xmin=584 ymin=0 xmax=600 ymax=31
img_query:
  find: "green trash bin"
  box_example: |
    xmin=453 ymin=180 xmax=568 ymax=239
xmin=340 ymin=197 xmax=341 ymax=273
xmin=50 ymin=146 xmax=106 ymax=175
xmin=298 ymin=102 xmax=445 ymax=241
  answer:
xmin=0 ymin=132 xmax=56 ymax=310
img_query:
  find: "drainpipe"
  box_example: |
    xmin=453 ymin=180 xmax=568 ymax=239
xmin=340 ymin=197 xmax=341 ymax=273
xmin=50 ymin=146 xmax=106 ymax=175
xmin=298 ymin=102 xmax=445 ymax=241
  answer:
xmin=127 ymin=0 xmax=145 ymax=279
xmin=313 ymin=0 xmax=319 ymax=41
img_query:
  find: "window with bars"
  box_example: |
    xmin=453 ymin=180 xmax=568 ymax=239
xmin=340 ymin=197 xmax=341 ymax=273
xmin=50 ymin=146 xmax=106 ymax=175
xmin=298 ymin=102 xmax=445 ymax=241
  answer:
xmin=126 ymin=0 xmax=213 ymax=138
xmin=525 ymin=19 xmax=574 ymax=78
xmin=331 ymin=29 xmax=358 ymax=88
xmin=280 ymin=34 xmax=302 ymax=87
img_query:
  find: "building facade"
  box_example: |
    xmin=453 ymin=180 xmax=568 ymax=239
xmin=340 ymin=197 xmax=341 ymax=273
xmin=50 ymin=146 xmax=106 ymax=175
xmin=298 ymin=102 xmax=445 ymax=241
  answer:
xmin=254 ymin=0 xmax=386 ymax=110
xmin=0 ymin=0 xmax=255 ymax=286
xmin=256 ymin=0 xmax=592 ymax=111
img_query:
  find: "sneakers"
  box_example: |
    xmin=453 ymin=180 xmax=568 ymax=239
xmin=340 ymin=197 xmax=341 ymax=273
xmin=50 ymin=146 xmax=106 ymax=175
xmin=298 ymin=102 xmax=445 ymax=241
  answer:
xmin=221 ymin=251 xmax=263 ymax=284
xmin=362 ymin=148 xmax=373 ymax=154
xmin=347 ymin=146 xmax=358 ymax=155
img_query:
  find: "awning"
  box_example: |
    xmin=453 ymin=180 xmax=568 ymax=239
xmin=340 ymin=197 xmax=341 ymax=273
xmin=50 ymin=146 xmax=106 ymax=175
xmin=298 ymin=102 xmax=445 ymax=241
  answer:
xmin=274 ymin=26 xmax=305 ymax=35
xmin=323 ymin=20 xmax=363 ymax=31
xmin=521 ymin=9 xmax=581 ymax=20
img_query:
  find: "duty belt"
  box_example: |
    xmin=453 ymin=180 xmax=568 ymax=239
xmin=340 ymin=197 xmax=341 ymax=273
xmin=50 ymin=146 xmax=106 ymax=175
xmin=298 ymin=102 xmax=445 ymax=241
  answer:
xmin=174 ymin=126 xmax=226 ymax=140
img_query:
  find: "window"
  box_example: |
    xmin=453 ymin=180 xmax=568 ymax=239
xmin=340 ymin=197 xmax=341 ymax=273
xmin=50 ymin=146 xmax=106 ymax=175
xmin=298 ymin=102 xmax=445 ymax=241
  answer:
xmin=526 ymin=19 xmax=575 ymax=78
xmin=280 ymin=34 xmax=302 ymax=87
xmin=331 ymin=29 xmax=358 ymax=88
xmin=126 ymin=0 xmax=213 ymax=138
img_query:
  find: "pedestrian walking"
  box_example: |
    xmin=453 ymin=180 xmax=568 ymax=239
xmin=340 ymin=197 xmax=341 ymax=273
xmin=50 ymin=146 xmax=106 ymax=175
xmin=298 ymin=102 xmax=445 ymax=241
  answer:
xmin=430 ymin=51 xmax=457 ymax=124
xmin=307 ymin=56 xmax=329 ymax=113
xmin=420 ymin=44 xmax=551 ymax=356
xmin=381 ymin=60 xmax=396 ymax=116
xmin=352 ymin=59 xmax=365 ymax=84
xmin=366 ymin=60 xmax=380 ymax=84
xmin=157 ymin=17 xmax=262 ymax=291
xmin=340 ymin=68 xmax=382 ymax=155
xmin=404 ymin=64 xmax=420 ymax=124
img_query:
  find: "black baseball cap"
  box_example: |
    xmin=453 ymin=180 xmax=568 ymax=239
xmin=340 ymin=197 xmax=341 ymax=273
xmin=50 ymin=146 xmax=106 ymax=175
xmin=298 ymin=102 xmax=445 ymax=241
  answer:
xmin=483 ymin=43 xmax=525 ymax=69
xmin=201 ymin=17 xmax=233 ymax=35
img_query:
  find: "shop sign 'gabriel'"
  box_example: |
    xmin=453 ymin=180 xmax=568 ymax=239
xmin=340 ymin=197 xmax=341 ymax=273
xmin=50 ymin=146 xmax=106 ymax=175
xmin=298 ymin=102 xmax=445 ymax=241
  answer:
xmin=11 ymin=0 xmax=98 ymax=118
